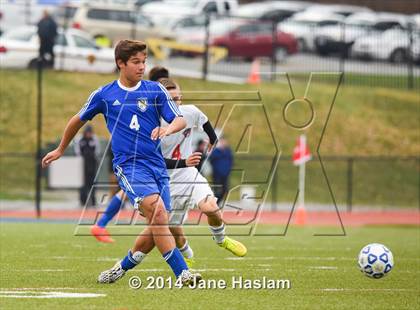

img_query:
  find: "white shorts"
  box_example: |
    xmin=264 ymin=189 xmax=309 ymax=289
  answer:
xmin=168 ymin=167 xmax=214 ymax=225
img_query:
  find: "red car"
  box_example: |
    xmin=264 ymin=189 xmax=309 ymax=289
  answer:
xmin=210 ymin=21 xmax=298 ymax=61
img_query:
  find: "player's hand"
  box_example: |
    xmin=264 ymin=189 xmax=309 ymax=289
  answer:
xmin=41 ymin=148 xmax=63 ymax=168
xmin=206 ymin=143 xmax=214 ymax=153
xmin=151 ymin=126 xmax=169 ymax=140
xmin=186 ymin=152 xmax=202 ymax=167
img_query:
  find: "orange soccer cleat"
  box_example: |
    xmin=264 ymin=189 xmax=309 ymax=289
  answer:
xmin=90 ymin=225 xmax=115 ymax=243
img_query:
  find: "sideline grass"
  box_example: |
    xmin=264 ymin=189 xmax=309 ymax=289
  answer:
xmin=0 ymin=222 xmax=419 ymax=309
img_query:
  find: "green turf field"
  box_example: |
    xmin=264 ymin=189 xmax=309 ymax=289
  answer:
xmin=0 ymin=222 xmax=418 ymax=309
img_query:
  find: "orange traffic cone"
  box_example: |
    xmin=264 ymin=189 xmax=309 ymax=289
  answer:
xmin=294 ymin=205 xmax=307 ymax=226
xmin=247 ymin=58 xmax=261 ymax=84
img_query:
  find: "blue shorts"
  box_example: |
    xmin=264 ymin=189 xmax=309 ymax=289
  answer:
xmin=114 ymin=162 xmax=171 ymax=213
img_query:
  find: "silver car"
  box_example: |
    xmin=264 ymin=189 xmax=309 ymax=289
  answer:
xmin=71 ymin=3 xmax=174 ymax=44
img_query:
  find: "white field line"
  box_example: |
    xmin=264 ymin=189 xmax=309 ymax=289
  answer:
xmin=0 ymin=290 xmax=105 ymax=299
xmin=320 ymin=288 xmax=417 ymax=292
xmin=309 ymin=266 xmax=338 ymax=270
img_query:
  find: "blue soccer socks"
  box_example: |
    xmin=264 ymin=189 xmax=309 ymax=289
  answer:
xmin=163 ymin=248 xmax=188 ymax=277
xmin=97 ymin=194 xmax=122 ymax=228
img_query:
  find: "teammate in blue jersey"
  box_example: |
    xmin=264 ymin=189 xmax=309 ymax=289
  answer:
xmin=41 ymin=40 xmax=201 ymax=285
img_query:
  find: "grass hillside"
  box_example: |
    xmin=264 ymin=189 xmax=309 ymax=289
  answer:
xmin=0 ymin=69 xmax=418 ymax=206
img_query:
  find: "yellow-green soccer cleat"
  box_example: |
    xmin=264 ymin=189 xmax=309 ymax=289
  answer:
xmin=219 ymin=237 xmax=247 ymax=257
xmin=184 ymin=257 xmax=195 ymax=269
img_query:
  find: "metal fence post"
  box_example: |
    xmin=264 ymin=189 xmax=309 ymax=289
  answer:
xmin=131 ymin=4 xmax=141 ymax=40
xmin=407 ymin=24 xmax=414 ymax=89
xmin=347 ymin=157 xmax=353 ymax=212
xmin=35 ymin=58 xmax=43 ymax=218
xmin=271 ymin=20 xmax=277 ymax=82
xmin=24 ymin=0 xmax=31 ymax=25
xmin=202 ymin=13 xmax=210 ymax=81
xmin=339 ymin=22 xmax=345 ymax=81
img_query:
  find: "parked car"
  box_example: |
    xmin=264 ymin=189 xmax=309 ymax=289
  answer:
xmin=314 ymin=12 xmax=411 ymax=57
xmin=210 ymin=20 xmax=298 ymax=61
xmin=176 ymin=15 xmax=246 ymax=45
xmin=71 ymin=3 xmax=173 ymax=44
xmin=279 ymin=11 xmax=344 ymax=51
xmin=302 ymin=4 xmax=372 ymax=17
xmin=235 ymin=1 xmax=310 ymax=24
xmin=352 ymin=28 xmax=420 ymax=63
xmin=0 ymin=26 xmax=116 ymax=73
xmin=142 ymin=0 xmax=238 ymax=26
xmin=82 ymin=0 xmax=160 ymax=6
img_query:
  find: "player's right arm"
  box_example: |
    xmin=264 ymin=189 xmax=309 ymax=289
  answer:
xmin=42 ymin=87 xmax=104 ymax=168
xmin=42 ymin=115 xmax=85 ymax=167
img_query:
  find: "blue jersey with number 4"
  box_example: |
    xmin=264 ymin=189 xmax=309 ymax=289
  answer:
xmin=78 ymin=79 xmax=181 ymax=169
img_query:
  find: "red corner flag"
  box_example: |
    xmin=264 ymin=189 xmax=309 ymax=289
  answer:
xmin=292 ymin=135 xmax=311 ymax=166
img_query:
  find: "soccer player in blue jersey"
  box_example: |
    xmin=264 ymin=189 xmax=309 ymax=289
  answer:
xmin=90 ymin=65 xmax=171 ymax=243
xmin=42 ymin=40 xmax=201 ymax=284
xmin=96 ymin=78 xmax=247 ymax=284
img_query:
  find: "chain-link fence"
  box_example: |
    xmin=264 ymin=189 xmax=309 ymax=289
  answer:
xmin=160 ymin=13 xmax=420 ymax=89
xmin=1 ymin=150 xmax=418 ymax=210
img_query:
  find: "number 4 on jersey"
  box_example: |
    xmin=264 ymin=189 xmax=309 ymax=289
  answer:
xmin=172 ymin=144 xmax=181 ymax=159
xmin=130 ymin=114 xmax=140 ymax=131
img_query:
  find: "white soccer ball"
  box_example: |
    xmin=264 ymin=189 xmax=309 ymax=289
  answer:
xmin=358 ymin=243 xmax=394 ymax=279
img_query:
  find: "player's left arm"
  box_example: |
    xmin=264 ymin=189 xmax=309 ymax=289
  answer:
xmin=151 ymin=116 xmax=186 ymax=140
xmin=151 ymin=84 xmax=186 ymax=140
xmin=202 ymin=120 xmax=218 ymax=152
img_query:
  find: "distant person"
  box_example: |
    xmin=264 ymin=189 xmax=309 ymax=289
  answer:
xmin=74 ymin=125 xmax=100 ymax=207
xmin=37 ymin=10 xmax=58 ymax=68
xmin=195 ymin=139 xmax=208 ymax=173
xmin=209 ymin=137 xmax=233 ymax=206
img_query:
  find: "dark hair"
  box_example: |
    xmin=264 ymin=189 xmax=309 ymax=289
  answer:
xmin=158 ymin=77 xmax=177 ymax=90
xmin=149 ymin=66 xmax=169 ymax=81
xmin=114 ymin=39 xmax=147 ymax=70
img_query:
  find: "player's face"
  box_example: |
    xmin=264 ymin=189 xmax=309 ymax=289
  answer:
xmin=119 ymin=52 xmax=146 ymax=83
xmin=169 ymin=87 xmax=182 ymax=106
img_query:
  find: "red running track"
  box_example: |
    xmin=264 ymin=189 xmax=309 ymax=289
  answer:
xmin=1 ymin=209 xmax=419 ymax=226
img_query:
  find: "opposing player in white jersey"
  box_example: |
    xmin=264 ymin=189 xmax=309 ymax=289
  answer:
xmin=159 ymin=78 xmax=247 ymax=263
xmin=97 ymin=78 xmax=246 ymax=283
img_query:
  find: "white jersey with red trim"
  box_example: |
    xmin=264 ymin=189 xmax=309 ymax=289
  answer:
xmin=162 ymin=105 xmax=215 ymax=217
xmin=161 ymin=104 xmax=208 ymax=162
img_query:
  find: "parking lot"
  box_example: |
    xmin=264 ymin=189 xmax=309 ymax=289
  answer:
xmin=1 ymin=0 xmax=419 ymax=88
